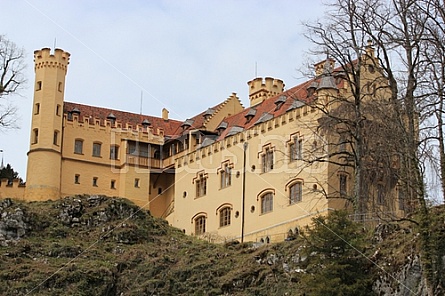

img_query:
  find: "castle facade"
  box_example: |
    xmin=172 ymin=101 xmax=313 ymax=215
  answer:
xmin=0 ymin=46 xmax=405 ymax=242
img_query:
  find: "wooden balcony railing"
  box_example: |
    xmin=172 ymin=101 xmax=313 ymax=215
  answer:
xmin=126 ymin=155 xmax=161 ymax=168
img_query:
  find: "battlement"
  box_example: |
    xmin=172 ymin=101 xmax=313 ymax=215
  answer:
xmin=34 ymin=48 xmax=71 ymax=71
xmin=314 ymin=59 xmax=335 ymax=76
xmin=64 ymin=114 xmax=165 ymax=144
xmin=0 ymin=178 xmax=26 ymax=199
xmin=247 ymin=77 xmax=284 ymax=106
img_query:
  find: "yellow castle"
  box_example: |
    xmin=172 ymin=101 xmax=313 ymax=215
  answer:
xmin=0 ymin=46 xmax=405 ymax=242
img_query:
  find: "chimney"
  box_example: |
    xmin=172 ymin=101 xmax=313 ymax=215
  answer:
xmin=162 ymin=108 xmax=169 ymax=120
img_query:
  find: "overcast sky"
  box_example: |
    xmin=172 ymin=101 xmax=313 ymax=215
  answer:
xmin=2 ymin=0 xmax=327 ymax=179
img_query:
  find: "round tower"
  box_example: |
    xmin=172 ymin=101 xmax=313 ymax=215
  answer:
xmin=25 ymin=48 xmax=70 ymax=201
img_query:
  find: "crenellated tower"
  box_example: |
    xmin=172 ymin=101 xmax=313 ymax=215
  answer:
xmin=25 ymin=48 xmax=70 ymax=200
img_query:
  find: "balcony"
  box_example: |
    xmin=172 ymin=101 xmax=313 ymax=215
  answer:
xmin=126 ymin=155 xmax=161 ymax=169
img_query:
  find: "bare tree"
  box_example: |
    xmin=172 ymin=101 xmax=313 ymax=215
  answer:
xmin=0 ymin=35 xmax=26 ymax=129
xmin=304 ymin=0 xmax=443 ymax=294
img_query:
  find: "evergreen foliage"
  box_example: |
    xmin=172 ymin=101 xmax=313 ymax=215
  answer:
xmin=300 ymin=210 xmax=375 ymax=296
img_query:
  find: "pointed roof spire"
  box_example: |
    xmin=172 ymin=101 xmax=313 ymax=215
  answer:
xmin=317 ymin=56 xmax=338 ymax=91
xmin=0 ymin=150 xmax=4 ymax=170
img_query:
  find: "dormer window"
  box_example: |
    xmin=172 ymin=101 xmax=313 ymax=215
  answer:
xmin=181 ymin=119 xmax=194 ymax=131
xmin=274 ymin=95 xmax=287 ymax=111
xmin=203 ymin=108 xmax=215 ymax=121
xmin=141 ymin=118 xmax=151 ymax=127
xmin=107 ymin=113 xmax=116 ymax=125
xmin=307 ymin=81 xmax=318 ymax=97
xmin=71 ymin=108 xmax=81 ymax=117
xmin=244 ymin=108 xmax=257 ymax=123
xmin=216 ymin=121 xmax=228 ymax=135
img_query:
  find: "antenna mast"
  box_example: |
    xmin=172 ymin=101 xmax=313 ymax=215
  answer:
xmin=140 ymin=91 xmax=143 ymax=115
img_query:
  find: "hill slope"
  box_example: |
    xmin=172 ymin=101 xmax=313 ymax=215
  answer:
xmin=0 ymin=195 xmax=442 ymax=295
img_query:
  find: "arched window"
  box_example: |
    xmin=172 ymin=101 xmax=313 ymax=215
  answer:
xmin=289 ymin=182 xmax=303 ymax=204
xmin=219 ymin=207 xmax=231 ymax=227
xmin=195 ymin=216 xmax=206 ymax=235
xmin=261 ymin=192 xmax=274 ymax=214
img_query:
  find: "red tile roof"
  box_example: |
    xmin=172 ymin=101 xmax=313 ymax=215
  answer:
xmin=64 ymin=102 xmax=182 ymax=136
xmin=170 ymin=100 xmax=228 ymax=137
xmin=216 ymin=79 xmax=313 ymax=140
xmin=216 ymin=73 xmax=345 ymax=140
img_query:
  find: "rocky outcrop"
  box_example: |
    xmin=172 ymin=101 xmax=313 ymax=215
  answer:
xmin=373 ymin=255 xmax=428 ymax=296
xmin=0 ymin=198 xmax=32 ymax=246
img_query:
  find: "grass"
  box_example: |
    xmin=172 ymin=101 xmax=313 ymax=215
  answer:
xmin=0 ymin=195 xmax=442 ymax=295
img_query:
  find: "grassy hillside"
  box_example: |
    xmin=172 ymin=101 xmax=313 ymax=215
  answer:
xmin=0 ymin=195 xmax=441 ymax=295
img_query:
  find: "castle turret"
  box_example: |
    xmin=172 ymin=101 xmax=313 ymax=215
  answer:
xmin=25 ymin=48 xmax=70 ymax=200
xmin=247 ymin=77 xmax=284 ymax=106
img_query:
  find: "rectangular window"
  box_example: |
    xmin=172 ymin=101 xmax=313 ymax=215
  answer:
xmin=53 ymin=131 xmax=59 ymax=145
xmin=261 ymin=193 xmax=273 ymax=214
xmin=290 ymin=138 xmax=302 ymax=161
xmin=35 ymin=103 xmax=40 ymax=115
xmin=56 ymin=104 xmax=61 ymax=116
xmin=290 ymin=182 xmax=302 ymax=204
xmin=33 ymin=129 xmax=39 ymax=144
xmin=134 ymin=178 xmax=140 ymax=188
xmin=111 ymin=180 xmax=116 ymax=189
xmin=92 ymin=143 xmax=102 ymax=157
xmin=377 ymin=184 xmax=385 ymax=205
xmin=339 ymin=174 xmax=347 ymax=197
xmin=93 ymin=177 xmax=98 ymax=187
xmin=262 ymin=147 xmax=274 ymax=173
xmin=110 ymin=145 xmax=119 ymax=160
xmin=74 ymin=174 xmax=80 ymax=184
xmin=58 ymin=82 xmax=62 ymax=92
xmin=74 ymin=139 xmax=83 ymax=154
xmin=398 ymin=187 xmax=405 ymax=210
xmin=196 ymin=174 xmax=207 ymax=197
xmin=220 ymin=164 xmax=232 ymax=189
xmin=36 ymin=81 xmax=42 ymax=91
